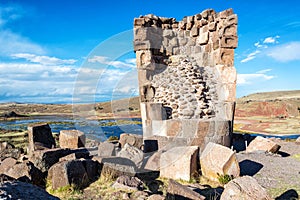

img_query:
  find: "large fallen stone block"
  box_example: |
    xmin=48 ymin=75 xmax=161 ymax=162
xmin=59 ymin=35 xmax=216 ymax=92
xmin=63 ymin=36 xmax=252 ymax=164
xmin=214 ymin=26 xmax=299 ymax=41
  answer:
xmin=94 ymin=156 xmax=137 ymax=178
xmin=220 ymin=176 xmax=272 ymax=200
xmin=29 ymin=148 xmax=90 ymax=173
xmin=246 ymin=136 xmax=280 ymax=153
xmin=144 ymin=151 xmax=162 ymax=171
xmin=200 ymin=142 xmax=240 ymax=182
xmin=117 ymin=143 xmax=144 ymax=168
xmin=167 ymin=179 xmax=205 ymax=200
xmin=160 ymin=146 xmax=199 ymax=181
xmin=28 ymin=123 xmax=56 ymax=154
xmin=119 ymin=133 xmax=143 ymax=149
xmin=59 ymin=151 xmax=90 ymax=162
xmin=48 ymin=159 xmax=100 ymax=190
xmin=59 ymin=130 xmax=85 ymax=149
xmin=4 ymin=160 xmax=44 ymax=187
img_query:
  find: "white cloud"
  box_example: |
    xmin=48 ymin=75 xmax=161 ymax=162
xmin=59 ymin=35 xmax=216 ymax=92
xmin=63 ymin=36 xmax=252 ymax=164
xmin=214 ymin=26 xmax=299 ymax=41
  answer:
xmin=0 ymin=62 xmax=78 ymax=103
xmin=88 ymin=56 xmax=135 ymax=69
xmin=241 ymin=50 xmax=261 ymax=63
xmin=11 ymin=53 xmax=77 ymax=65
xmin=0 ymin=5 xmax=23 ymax=28
xmin=256 ymin=69 xmax=272 ymax=74
xmin=241 ymin=35 xmax=281 ymax=63
xmin=0 ymin=5 xmax=44 ymax=56
xmin=237 ymin=69 xmax=275 ymax=85
xmin=267 ymin=41 xmax=300 ymax=62
xmin=254 ymin=42 xmax=263 ymax=48
xmin=263 ymin=36 xmax=280 ymax=44
xmin=0 ymin=30 xmax=45 ymax=56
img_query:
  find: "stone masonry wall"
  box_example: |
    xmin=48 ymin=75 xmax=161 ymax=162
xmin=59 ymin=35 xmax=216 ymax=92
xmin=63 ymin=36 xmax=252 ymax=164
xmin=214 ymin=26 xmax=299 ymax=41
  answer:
xmin=134 ymin=9 xmax=238 ymax=152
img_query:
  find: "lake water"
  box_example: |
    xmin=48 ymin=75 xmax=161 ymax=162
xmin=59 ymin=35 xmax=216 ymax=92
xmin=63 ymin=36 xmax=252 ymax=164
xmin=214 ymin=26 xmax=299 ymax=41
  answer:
xmin=0 ymin=116 xmax=143 ymax=141
xmin=1 ymin=116 xmax=299 ymax=142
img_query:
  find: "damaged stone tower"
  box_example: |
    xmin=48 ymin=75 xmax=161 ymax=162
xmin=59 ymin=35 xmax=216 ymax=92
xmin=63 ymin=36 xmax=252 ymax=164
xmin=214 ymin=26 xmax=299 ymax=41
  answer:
xmin=133 ymin=9 xmax=238 ymax=152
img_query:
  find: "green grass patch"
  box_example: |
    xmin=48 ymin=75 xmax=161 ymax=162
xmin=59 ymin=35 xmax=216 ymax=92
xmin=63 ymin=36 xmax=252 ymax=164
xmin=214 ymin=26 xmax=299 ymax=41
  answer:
xmin=292 ymin=154 xmax=300 ymax=162
xmin=99 ymin=120 xmax=142 ymax=126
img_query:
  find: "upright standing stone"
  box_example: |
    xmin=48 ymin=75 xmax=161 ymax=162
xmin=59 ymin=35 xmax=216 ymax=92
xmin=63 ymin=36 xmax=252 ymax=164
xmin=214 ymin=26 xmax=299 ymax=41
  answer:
xmin=28 ymin=123 xmax=56 ymax=154
xmin=98 ymin=142 xmax=116 ymax=157
xmin=59 ymin=130 xmax=85 ymax=149
xmin=200 ymin=142 xmax=240 ymax=182
xmin=160 ymin=146 xmax=199 ymax=181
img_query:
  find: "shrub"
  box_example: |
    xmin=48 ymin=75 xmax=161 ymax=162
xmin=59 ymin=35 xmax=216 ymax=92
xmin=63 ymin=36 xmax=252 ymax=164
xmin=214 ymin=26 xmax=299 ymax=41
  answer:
xmin=217 ymin=174 xmax=233 ymax=185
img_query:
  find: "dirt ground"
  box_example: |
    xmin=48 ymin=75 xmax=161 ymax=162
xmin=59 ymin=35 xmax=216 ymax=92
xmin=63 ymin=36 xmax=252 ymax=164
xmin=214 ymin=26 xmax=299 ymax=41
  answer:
xmin=237 ymin=140 xmax=300 ymax=199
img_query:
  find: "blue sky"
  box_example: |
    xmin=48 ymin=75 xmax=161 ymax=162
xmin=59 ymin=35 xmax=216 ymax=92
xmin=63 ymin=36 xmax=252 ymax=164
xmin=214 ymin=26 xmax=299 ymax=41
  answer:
xmin=0 ymin=0 xmax=300 ymax=103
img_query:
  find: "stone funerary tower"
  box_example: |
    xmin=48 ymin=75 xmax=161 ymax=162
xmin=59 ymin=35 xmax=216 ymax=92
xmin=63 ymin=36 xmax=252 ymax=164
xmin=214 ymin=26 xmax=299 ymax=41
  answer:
xmin=133 ymin=9 xmax=238 ymax=152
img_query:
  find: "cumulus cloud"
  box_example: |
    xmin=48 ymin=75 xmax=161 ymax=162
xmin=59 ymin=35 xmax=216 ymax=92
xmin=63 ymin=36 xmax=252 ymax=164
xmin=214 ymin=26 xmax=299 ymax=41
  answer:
xmin=267 ymin=41 xmax=300 ymax=62
xmin=0 ymin=62 xmax=78 ymax=103
xmin=88 ymin=56 xmax=135 ymax=69
xmin=11 ymin=53 xmax=77 ymax=65
xmin=237 ymin=69 xmax=275 ymax=85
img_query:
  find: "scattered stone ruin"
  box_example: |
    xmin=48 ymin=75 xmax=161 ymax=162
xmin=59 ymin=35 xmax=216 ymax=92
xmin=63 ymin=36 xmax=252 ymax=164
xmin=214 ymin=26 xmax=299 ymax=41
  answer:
xmin=133 ymin=9 xmax=238 ymax=152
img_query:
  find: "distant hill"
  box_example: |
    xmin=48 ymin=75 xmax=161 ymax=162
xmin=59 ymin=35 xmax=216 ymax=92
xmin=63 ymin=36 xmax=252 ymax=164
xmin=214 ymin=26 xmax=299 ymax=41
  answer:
xmin=236 ymin=90 xmax=300 ymax=118
xmin=1 ymin=90 xmax=300 ymax=119
xmin=237 ymin=90 xmax=300 ymax=103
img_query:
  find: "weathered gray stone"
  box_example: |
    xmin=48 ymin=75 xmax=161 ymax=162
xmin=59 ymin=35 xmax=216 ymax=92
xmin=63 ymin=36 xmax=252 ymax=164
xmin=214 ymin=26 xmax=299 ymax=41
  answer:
xmin=296 ymin=136 xmax=300 ymax=145
xmin=28 ymin=123 xmax=55 ymax=154
xmin=29 ymin=148 xmax=90 ymax=173
xmin=119 ymin=133 xmax=143 ymax=149
xmin=117 ymin=143 xmax=144 ymax=168
xmin=167 ymin=179 xmax=205 ymax=200
xmin=0 ymin=157 xmax=17 ymax=174
xmin=160 ymin=146 xmax=199 ymax=181
xmin=98 ymin=157 xmax=137 ymax=178
xmin=134 ymin=9 xmax=238 ymax=153
xmin=5 ymin=160 xmax=44 ymax=187
xmin=0 ymin=142 xmax=22 ymax=161
xmin=148 ymin=194 xmax=165 ymax=200
xmin=0 ymin=177 xmax=59 ymax=200
xmin=131 ymin=191 xmax=149 ymax=200
xmin=48 ymin=159 xmax=100 ymax=190
xmin=200 ymin=142 xmax=240 ymax=182
xmin=112 ymin=175 xmax=144 ymax=191
xmin=246 ymin=136 xmax=281 ymax=153
xmin=98 ymin=142 xmax=116 ymax=157
xmin=220 ymin=176 xmax=272 ymax=200
xmin=144 ymin=151 xmax=161 ymax=171
xmin=59 ymin=130 xmax=85 ymax=149
xmin=59 ymin=151 xmax=90 ymax=162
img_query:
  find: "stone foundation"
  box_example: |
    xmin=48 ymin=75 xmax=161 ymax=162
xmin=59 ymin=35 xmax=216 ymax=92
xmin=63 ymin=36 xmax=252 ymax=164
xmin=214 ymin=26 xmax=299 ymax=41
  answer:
xmin=133 ymin=8 xmax=238 ymax=152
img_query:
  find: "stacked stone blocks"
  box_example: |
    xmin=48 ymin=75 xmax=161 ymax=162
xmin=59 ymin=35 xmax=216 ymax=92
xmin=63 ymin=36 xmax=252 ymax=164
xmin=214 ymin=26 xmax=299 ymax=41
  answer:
xmin=134 ymin=9 xmax=238 ymax=152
